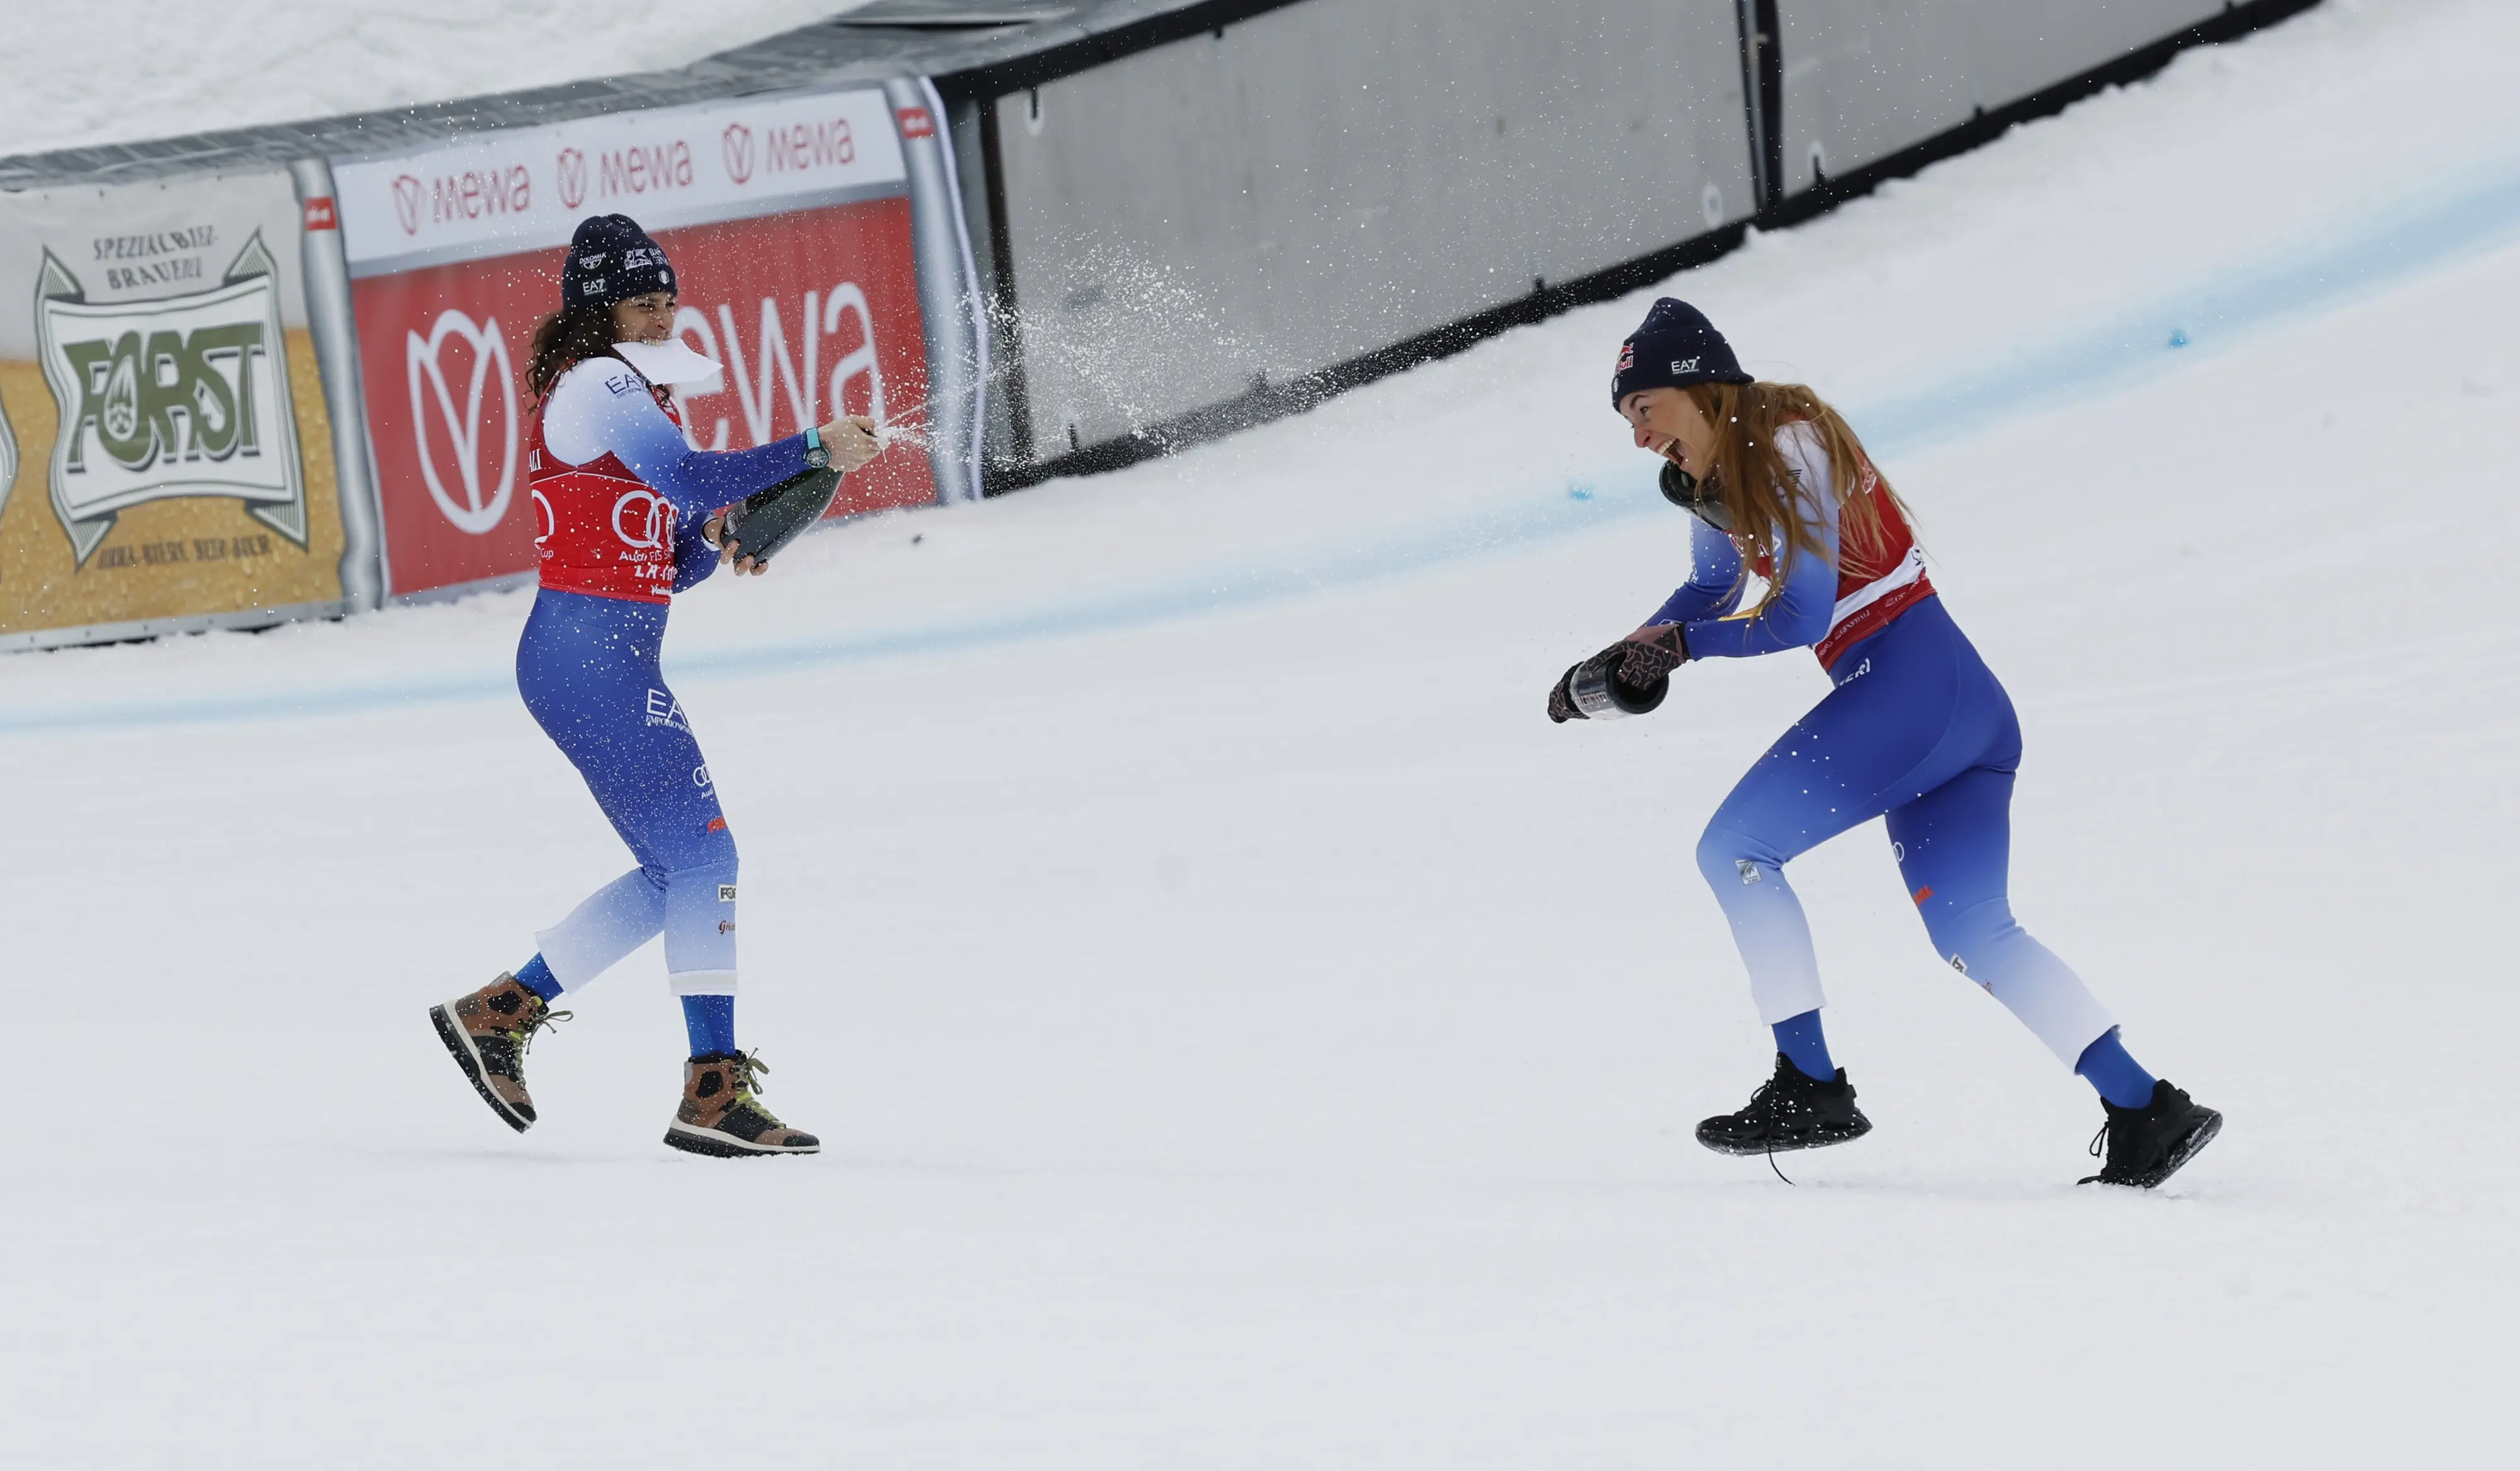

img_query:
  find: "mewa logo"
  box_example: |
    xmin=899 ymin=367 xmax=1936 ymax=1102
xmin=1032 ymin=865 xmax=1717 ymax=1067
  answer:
xmin=391 ymin=176 xmax=422 ymax=236
xmin=406 ymin=310 xmax=517 ymax=536
xmin=389 ymin=166 xmax=533 ymax=237
xmin=557 ymin=148 xmax=588 ymax=210
xmin=670 ymin=283 xmax=887 ymax=450
xmin=722 ymin=118 xmax=856 ymax=186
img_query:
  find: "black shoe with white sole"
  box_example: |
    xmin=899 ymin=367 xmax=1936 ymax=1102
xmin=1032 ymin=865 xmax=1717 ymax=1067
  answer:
xmin=2080 ymin=1079 xmax=2222 ymax=1188
xmin=1696 ymin=1052 xmax=1873 ymax=1156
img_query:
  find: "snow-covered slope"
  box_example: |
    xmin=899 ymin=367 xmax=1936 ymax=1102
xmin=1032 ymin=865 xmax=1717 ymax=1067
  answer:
xmin=4 ymin=2 xmax=2516 ymax=1467
xmin=0 ymin=1 xmax=871 ymax=156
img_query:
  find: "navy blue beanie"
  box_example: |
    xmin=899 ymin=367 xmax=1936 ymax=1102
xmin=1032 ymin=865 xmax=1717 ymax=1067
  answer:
xmin=1611 ymin=297 xmax=1751 ymax=408
xmin=559 ymin=214 xmax=675 ymax=309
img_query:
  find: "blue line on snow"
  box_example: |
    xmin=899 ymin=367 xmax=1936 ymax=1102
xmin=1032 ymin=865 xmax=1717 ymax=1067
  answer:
xmin=7 ymin=164 xmax=2520 ymax=738
xmin=1855 ymin=159 xmax=2520 ymax=454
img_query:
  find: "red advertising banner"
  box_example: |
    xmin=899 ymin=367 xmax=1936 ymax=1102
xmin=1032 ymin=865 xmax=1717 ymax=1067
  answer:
xmin=350 ymin=197 xmax=931 ymax=597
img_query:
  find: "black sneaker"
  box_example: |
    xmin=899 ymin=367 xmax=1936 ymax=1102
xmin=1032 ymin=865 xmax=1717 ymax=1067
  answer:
xmin=1696 ymin=1052 xmax=1873 ymax=1156
xmin=2080 ymin=1079 xmax=2221 ymax=1188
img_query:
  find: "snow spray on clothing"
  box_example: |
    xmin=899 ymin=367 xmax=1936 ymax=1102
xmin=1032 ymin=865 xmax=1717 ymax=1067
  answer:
xmin=530 ymin=354 xmax=811 ymax=604
xmin=1694 ymin=595 xmax=2114 ymax=1063
xmin=511 ymin=351 xmax=816 ymax=996
xmin=1663 ymin=425 xmax=2117 ymax=1066
xmin=1647 ymin=425 xmax=1932 ymax=670
xmin=518 ymin=589 xmax=739 ymax=995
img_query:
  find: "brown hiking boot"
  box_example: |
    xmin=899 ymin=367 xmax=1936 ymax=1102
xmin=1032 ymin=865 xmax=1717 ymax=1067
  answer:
xmin=428 ymin=974 xmax=569 ymax=1132
xmin=665 ymin=1051 xmax=820 ymax=1157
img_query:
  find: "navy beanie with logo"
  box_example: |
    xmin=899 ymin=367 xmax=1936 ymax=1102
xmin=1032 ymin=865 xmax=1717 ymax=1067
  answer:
xmin=1610 ymin=297 xmax=1752 ymax=408
xmin=559 ymin=214 xmax=675 ymax=310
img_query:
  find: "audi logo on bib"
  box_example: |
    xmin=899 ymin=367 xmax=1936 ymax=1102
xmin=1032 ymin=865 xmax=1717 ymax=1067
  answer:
xmin=612 ymin=489 xmax=674 ymax=550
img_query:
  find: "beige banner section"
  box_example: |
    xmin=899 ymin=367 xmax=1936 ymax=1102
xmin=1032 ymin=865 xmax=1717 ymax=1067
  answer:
xmin=0 ymin=172 xmax=344 ymax=643
xmin=0 ymin=331 xmax=340 ymax=632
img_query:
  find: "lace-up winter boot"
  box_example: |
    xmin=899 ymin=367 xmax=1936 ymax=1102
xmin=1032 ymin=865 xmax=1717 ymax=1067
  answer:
xmin=428 ymin=974 xmax=570 ymax=1132
xmin=2080 ymin=1079 xmax=2222 ymax=1188
xmin=665 ymin=1051 xmax=820 ymax=1157
xmin=1695 ymin=1052 xmax=1873 ymax=1156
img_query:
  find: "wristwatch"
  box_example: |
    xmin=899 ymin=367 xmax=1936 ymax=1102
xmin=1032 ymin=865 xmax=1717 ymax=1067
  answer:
xmin=802 ymin=424 xmax=831 ymax=470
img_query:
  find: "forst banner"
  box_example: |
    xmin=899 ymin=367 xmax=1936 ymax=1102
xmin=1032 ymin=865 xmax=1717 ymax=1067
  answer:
xmin=0 ymin=172 xmax=344 ymax=644
xmin=331 ymin=88 xmax=936 ymax=598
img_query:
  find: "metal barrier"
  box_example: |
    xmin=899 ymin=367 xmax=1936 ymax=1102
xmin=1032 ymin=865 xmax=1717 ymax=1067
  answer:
xmin=1770 ymin=0 xmax=2228 ymax=198
xmin=0 ymin=0 xmax=2318 ymax=648
xmin=953 ymin=0 xmax=2318 ymax=488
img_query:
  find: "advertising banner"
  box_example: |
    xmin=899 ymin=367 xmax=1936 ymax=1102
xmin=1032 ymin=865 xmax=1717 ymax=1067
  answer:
xmin=0 ymin=172 xmax=345 ymax=646
xmin=332 ymin=89 xmax=936 ymax=598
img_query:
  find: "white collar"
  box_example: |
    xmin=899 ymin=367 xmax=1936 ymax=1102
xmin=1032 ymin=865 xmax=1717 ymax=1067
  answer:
xmin=611 ymin=338 xmax=723 ymax=389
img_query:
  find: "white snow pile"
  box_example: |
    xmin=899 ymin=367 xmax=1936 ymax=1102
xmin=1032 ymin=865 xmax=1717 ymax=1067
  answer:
xmin=0 ymin=1 xmax=872 ymax=157
xmin=3 ymin=1 xmax=2516 ymax=1467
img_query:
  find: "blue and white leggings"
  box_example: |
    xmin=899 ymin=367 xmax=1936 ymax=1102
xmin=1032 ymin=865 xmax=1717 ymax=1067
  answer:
xmin=516 ymin=588 xmax=740 ymax=997
xmin=1694 ymin=595 xmax=2115 ymax=1065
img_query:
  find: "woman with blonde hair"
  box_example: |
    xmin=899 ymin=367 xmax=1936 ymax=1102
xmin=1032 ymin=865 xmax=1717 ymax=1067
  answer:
xmin=1551 ymin=298 xmax=2219 ymax=1188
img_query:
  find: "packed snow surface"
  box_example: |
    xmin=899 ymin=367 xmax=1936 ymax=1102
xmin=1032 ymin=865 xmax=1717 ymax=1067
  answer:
xmin=0 ymin=1 xmax=873 ymax=156
xmin=4 ymin=1 xmax=2517 ymax=1465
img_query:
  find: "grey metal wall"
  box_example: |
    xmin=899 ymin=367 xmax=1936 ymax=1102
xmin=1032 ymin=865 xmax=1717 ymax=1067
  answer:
xmin=1773 ymin=0 xmax=2226 ymax=194
xmin=985 ymin=0 xmax=1753 ymax=460
xmin=0 ymin=0 xmax=2315 ymax=519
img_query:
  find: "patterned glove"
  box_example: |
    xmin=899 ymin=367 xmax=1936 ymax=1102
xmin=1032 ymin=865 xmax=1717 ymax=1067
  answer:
xmin=1615 ymin=625 xmax=1688 ymax=692
xmin=1549 ymin=626 xmax=1689 ymax=724
xmin=1547 ymin=665 xmax=1586 ymax=723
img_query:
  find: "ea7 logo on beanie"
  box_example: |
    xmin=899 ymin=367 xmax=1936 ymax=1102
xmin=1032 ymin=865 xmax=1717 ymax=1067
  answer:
xmin=559 ymin=214 xmax=673 ymax=309
xmin=1608 ymin=296 xmax=1752 ymax=410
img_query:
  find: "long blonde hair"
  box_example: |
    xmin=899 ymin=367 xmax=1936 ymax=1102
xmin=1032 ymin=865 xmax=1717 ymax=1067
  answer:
xmin=1686 ymin=381 xmax=1918 ymax=613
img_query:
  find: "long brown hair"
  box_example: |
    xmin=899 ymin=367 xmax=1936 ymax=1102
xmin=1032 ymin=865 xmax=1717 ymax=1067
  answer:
xmin=1685 ymin=380 xmax=1918 ymax=613
xmin=527 ymin=304 xmax=619 ymax=402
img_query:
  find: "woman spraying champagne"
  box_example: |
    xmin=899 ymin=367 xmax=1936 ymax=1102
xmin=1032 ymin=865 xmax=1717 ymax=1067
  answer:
xmin=1552 ymin=299 xmax=2220 ymax=1188
xmin=430 ymin=213 xmax=885 ymax=1157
